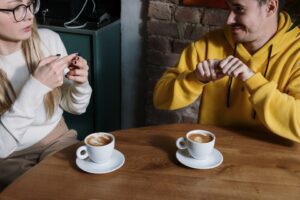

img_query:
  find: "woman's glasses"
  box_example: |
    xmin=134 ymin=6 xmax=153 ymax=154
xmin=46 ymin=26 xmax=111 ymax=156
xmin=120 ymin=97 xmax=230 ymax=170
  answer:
xmin=0 ymin=0 xmax=40 ymax=22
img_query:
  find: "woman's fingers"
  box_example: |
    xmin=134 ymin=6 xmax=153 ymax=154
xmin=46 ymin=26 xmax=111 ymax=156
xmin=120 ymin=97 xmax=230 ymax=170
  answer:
xmin=67 ymin=69 xmax=88 ymax=77
xmin=71 ymin=56 xmax=89 ymax=71
xmin=37 ymin=55 xmax=60 ymax=68
xmin=53 ymin=53 xmax=78 ymax=71
xmin=67 ymin=74 xmax=88 ymax=83
xmin=65 ymin=56 xmax=89 ymax=84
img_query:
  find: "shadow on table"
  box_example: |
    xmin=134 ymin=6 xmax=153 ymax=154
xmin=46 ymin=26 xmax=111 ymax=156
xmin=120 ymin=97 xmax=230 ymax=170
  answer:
xmin=149 ymin=135 xmax=183 ymax=166
xmin=222 ymin=125 xmax=297 ymax=148
xmin=51 ymin=142 xmax=82 ymax=170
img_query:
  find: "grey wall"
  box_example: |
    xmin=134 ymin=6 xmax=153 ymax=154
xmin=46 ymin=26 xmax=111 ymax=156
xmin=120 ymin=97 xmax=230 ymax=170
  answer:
xmin=121 ymin=0 xmax=146 ymax=128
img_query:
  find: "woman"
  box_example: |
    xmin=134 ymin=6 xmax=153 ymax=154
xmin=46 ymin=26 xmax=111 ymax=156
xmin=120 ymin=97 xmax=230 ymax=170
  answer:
xmin=0 ymin=0 xmax=92 ymax=190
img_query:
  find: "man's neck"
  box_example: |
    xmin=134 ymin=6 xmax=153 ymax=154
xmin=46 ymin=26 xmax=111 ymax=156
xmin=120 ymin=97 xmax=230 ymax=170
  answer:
xmin=243 ymin=20 xmax=278 ymax=55
xmin=0 ymin=40 xmax=22 ymax=56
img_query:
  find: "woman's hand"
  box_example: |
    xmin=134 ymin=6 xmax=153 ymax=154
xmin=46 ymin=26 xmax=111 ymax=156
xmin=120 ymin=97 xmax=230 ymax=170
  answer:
xmin=33 ymin=54 xmax=77 ymax=89
xmin=65 ymin=55 xmax=89 ymax=84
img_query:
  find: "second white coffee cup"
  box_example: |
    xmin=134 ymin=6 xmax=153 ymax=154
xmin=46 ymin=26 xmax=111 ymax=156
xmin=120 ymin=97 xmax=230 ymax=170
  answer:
xmin=176 ymin=130 xmax=215 ymax=160
xmin=76 ymin=132 xmax=115 ymax=164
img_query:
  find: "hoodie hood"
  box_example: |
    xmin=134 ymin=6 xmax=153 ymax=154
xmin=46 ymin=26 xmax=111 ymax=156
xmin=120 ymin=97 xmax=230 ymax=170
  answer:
xmin=224 ymin=11 xmax=300 ymax=59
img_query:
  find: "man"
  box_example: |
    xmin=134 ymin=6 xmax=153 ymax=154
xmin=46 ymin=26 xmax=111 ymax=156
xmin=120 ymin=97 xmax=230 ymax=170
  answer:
xmin=153 ymin=0 xmax=300 ymax=142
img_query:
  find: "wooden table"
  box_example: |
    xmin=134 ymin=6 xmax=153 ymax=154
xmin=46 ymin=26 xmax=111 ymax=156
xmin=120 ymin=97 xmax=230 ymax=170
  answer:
xmin=1 ymin=124 xmax=300 ymax=200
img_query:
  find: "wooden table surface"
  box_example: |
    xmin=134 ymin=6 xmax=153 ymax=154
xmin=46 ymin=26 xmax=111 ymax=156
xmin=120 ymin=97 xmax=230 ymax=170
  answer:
xmin=1 ymin=124 xmax=300 ymax=200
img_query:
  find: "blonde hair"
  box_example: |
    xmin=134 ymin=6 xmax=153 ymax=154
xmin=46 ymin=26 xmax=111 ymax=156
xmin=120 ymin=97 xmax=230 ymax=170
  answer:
xmin=0 ymin=20 xmax=61 ymax=118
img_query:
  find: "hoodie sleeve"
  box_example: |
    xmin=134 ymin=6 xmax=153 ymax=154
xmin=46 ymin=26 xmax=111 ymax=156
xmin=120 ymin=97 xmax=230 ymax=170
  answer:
xmin=245 ymin=61 xmax=300 ymax=142
xmin=153 ymin=42 xmax=206 ymax=110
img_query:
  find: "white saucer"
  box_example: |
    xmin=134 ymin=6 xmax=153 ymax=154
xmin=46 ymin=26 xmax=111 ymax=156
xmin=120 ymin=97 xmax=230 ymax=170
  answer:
xmin=176 ymin=148 xmax=223 ymax=169
xmin=76 ymin=149 xmax=125 ymax=174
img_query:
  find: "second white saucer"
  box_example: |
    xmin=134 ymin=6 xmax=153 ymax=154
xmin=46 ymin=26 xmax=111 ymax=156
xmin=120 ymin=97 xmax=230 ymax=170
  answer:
xmin=76 ymin=149 xmax=125 ymax=174
xmin=176 ymin=148 xmax=223 ymax=169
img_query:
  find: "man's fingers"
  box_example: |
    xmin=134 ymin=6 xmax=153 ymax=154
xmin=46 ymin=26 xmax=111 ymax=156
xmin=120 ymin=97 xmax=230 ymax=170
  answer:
xmin=202 ymin=61 xmax=211 ymax=78
xmin=227 ymin=62 xmax=240 ymax=76
xmin=197 ymin=63 xmax=205 ymax=77
xmin=219 ymin=55 xmax=237 ymax=70
xmin=232 ymin=66 xmax=244 ymax=77
xmin=222 ymin=57 xmax=239 ymax=74
xmin=208 ymin=60 xmax=217 ymax=80
xmin=219 ymin=56 xmax=232 ymax=69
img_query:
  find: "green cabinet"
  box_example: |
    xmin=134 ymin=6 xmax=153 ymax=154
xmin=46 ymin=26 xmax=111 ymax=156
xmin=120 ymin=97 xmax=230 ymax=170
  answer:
xmin=39 ymin=20 xmax=121 ymax=140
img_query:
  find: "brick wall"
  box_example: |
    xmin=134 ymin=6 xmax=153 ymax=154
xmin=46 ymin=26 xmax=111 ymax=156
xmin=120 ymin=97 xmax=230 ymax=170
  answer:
xmin=145 ymin=0 xmax=228 ymax=125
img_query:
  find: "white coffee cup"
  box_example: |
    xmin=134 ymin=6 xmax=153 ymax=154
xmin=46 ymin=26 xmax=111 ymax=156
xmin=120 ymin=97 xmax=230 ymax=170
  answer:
xmin=76 ymin=132 xmax=115 ymax=164
xmin=176 ymin=130 xmax=215 ymax=160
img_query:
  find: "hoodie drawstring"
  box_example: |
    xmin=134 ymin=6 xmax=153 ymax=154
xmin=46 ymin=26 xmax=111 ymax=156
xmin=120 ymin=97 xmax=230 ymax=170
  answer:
xmin=226 ymin=44 xmax=273 ymax=120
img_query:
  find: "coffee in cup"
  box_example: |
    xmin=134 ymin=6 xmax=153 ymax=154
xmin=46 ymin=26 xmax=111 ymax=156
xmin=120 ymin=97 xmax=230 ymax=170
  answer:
xmin=188 ymin=133 xmax=213 ymax=143
xmin=76 ymin=132 xmax=115 ymax=164
xmin=86 ymin=134 xmax=112 ymax=146
xmin=176 ymin=130 xmax=215 ymax=160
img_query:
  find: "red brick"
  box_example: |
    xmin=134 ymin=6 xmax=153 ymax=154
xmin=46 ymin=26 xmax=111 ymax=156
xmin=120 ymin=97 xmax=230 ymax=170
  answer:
xmin=148 ymin=2 xmax=173 ymax=20
xmin=147 ymin=50 xmax=180 ymax=67
xmin=147 ymin=65 xmax=169 ymax=80
xmin=202 ymin=8 xmax=229 ymax=26
xmin=174 ymin=7 xmax=202 ymax=23
xmin=184 ymin=24 xmax=209 ymax=40
xmin=147 ymin=20 xmax=180 ymax=38
xmin=148 ymin=36 xmax=171 ymax=53
xmin=173 ymin=39 xmax=191 ymax=54
xmin=209 ymin=25 xmax=225 ymax=32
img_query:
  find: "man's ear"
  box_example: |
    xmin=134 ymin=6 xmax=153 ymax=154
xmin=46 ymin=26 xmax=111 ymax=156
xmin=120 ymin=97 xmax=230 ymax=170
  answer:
xmin=266 ymin=0 xmax=279 ymax=17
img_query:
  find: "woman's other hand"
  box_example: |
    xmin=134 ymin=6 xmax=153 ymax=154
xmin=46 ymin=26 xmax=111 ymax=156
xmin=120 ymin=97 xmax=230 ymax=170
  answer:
xmin=65 ymin=55 xmax=89 ymax=84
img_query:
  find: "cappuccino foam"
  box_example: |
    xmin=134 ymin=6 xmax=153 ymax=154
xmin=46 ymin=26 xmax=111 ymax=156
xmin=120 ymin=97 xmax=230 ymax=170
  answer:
xmin=87 ymin=135 xmax=112 ymax=146
xmin=188 ymin=133 xmax=213 ymax=143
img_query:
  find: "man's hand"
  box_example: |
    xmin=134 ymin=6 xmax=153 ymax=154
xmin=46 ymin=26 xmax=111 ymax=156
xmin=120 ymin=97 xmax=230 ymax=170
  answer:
xmin=194 ymin=59 xmax=225 ymax=83
xmin=219 ymin=56 xmax=254 ymax=82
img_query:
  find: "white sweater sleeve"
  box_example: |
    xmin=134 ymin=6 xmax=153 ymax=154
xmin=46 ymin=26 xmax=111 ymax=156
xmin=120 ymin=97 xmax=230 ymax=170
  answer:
xmin=39 ymin=28 xmax=92 ymax=114
xmin=0 ymin=76 xmax=51 ymax=158
xmin=60 ymin=81 xmax=92 ymax=114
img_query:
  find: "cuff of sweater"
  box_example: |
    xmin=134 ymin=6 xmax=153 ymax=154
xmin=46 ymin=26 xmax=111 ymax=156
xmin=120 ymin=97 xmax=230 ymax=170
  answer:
xmin=244 ymin=73 xmax=268 ymax=94
xmin=72 ymin=81 xmax=92 ymax=98
xmin=73 ymin=81 xmax=92 ymax=92
xmin=72 ymin=81 xmax=92 ymax=96
xmin=13 ymin=76 xmax=51 ymax=115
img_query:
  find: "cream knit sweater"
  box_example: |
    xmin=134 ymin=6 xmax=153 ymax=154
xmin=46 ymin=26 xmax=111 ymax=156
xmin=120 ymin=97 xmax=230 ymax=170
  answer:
xmin=0 ymin=29 xmax=92 ymax=158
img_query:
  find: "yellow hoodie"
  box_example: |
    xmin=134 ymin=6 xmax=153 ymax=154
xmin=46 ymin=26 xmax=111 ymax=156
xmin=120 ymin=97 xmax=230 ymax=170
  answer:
xmin=153 ymin=12 xmax=300 ymax=142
